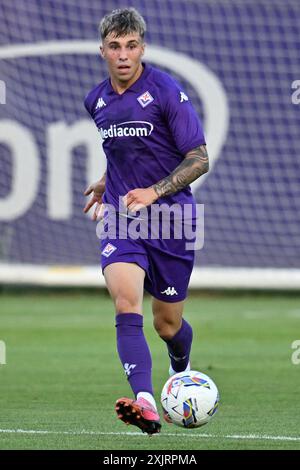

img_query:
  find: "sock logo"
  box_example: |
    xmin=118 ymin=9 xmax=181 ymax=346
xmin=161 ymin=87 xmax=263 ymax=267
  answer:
xmin=169 ymin=352 xmax=188 ymax=362
xmin=123 ymin=363 xmax=137 ymax=377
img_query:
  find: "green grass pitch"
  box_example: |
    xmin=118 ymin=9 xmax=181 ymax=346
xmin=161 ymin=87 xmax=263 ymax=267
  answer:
xmin=0 ymin=291 xmax=300 ymax=450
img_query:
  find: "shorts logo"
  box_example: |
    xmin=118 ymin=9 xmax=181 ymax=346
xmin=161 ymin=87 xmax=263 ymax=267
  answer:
xmin=161 ymin=287 xmax=178 ymax=296
xmin=137 ymin=91 xmax=154 ymax=108
xmin=102 ymin=243 xmax=117 ymax=258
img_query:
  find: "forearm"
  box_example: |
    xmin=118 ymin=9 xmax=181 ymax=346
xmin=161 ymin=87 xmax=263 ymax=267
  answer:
xmin=152 ymin=144 xmax=209 ymax=198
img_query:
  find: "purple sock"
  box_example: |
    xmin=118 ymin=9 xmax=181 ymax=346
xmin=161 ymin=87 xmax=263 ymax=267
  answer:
xmin=164 ymin=319 xmax=193 ymax=372
xmin=115 ymin=313 xmax=153 ymax=397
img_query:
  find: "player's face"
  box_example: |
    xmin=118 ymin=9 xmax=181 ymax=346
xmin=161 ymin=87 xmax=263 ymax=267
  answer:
xmin=100 ymin=32 xmax=145 ymax=87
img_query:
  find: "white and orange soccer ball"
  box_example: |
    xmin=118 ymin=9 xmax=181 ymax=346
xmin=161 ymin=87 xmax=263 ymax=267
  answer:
xmin=161 ymin=370 xmax=220 ymax=428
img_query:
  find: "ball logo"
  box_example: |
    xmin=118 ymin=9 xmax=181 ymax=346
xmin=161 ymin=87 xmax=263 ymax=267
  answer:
xmin=99 ymin=121 xmax=154 ymax=141
xmin=168 ymin=374 xmax=209 ymax=392
xmin=182 ymin=398 xmax=197 ymax=427
xmin=167 ymin=374 xmax=210 ymax=399
xmin=207 ymin=395 xmax=219 ymax=417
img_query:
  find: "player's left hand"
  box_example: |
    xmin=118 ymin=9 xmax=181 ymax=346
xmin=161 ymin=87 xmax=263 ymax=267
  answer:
xmin=123 ymin=187 xmax=158 ymax=213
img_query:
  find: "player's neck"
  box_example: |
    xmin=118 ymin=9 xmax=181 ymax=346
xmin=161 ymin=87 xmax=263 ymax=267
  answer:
xmin=110 ymin=63 xmax=144 ymax=95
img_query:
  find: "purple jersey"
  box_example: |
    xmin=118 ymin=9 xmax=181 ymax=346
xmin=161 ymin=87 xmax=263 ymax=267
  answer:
xmin=84 ymin=62 xmax=206 ymax=210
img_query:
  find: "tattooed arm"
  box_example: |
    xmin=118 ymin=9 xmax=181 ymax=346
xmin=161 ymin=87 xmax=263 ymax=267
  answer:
xmin=123 ymin=145 xmax=208 ymax=212
xmin=152 ymin=144 xmax=209 ymax=198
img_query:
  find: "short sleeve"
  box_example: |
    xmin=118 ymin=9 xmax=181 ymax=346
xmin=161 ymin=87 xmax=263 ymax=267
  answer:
xmin=84 ymin=94 xmax=92 ymax=116
xmin=163 ymin=82 xmax=206 ymax=155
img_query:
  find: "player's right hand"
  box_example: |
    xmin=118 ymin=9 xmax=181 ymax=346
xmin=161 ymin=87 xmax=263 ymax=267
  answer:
xmin=83 ymin=180 xmax=105 ymax=221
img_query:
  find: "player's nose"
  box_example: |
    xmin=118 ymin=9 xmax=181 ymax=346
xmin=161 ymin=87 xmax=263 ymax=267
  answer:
xmin=118 ymin=47 xmax=129 ymax=61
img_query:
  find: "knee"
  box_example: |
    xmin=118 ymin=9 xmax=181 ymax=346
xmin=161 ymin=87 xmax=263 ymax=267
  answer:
xmin=115 ymin=294 xmax=141 ymax=314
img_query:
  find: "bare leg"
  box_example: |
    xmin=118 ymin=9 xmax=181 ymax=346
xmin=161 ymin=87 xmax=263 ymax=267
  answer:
xmin=152 ymin=297 xmax=192 ymax=374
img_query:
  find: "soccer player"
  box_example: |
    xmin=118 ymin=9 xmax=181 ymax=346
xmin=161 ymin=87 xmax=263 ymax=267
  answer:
xmin=83 ymin=8 xmax=209 ymax=434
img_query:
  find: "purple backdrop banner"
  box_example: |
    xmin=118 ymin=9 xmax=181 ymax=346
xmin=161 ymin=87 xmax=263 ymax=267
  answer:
xmin=0 ymin=0 xmax=299 ymax=268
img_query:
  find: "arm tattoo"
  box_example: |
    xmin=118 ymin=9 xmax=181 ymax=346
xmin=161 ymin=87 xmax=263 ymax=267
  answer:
xmin=152 ymin=145 xmax=209 ymax=198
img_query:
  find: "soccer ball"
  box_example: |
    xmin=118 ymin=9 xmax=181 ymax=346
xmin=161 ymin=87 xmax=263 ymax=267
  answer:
xmin=161 ymin=370 xmax=219 ymax=428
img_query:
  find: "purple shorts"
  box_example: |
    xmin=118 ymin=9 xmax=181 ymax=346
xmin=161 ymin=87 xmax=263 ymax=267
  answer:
xmin=100 ymin=212 xmax=195 ymax=302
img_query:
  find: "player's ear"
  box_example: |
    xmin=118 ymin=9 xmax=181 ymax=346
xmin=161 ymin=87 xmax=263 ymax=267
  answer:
xmin=99 ymin=45 xmax=105 ymax=59
xmin=141 ymin=42 xmax=146 ymax=57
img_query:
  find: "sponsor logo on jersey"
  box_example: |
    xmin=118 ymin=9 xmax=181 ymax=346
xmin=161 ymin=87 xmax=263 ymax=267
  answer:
xmin=161 ymin=287 xmax=178 ymax=296
xmin=95 ymin=97 xmax=107 ymax=110
xmin=102 ymin=242 xmax=117 ymax=257
xmin=137 ymin=90 xmax=154 ymax=108
xmin=180 ymin=91 xmax=189 ymax=102
xmin=99 ymin=121 xmax=154 ymax=140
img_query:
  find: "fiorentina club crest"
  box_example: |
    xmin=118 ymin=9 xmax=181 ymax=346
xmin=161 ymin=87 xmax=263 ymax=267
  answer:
xmin=102 ymin=243 xmax=117 ymax=258
xmin=137 ymin=91 xmax=154 ymax=108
